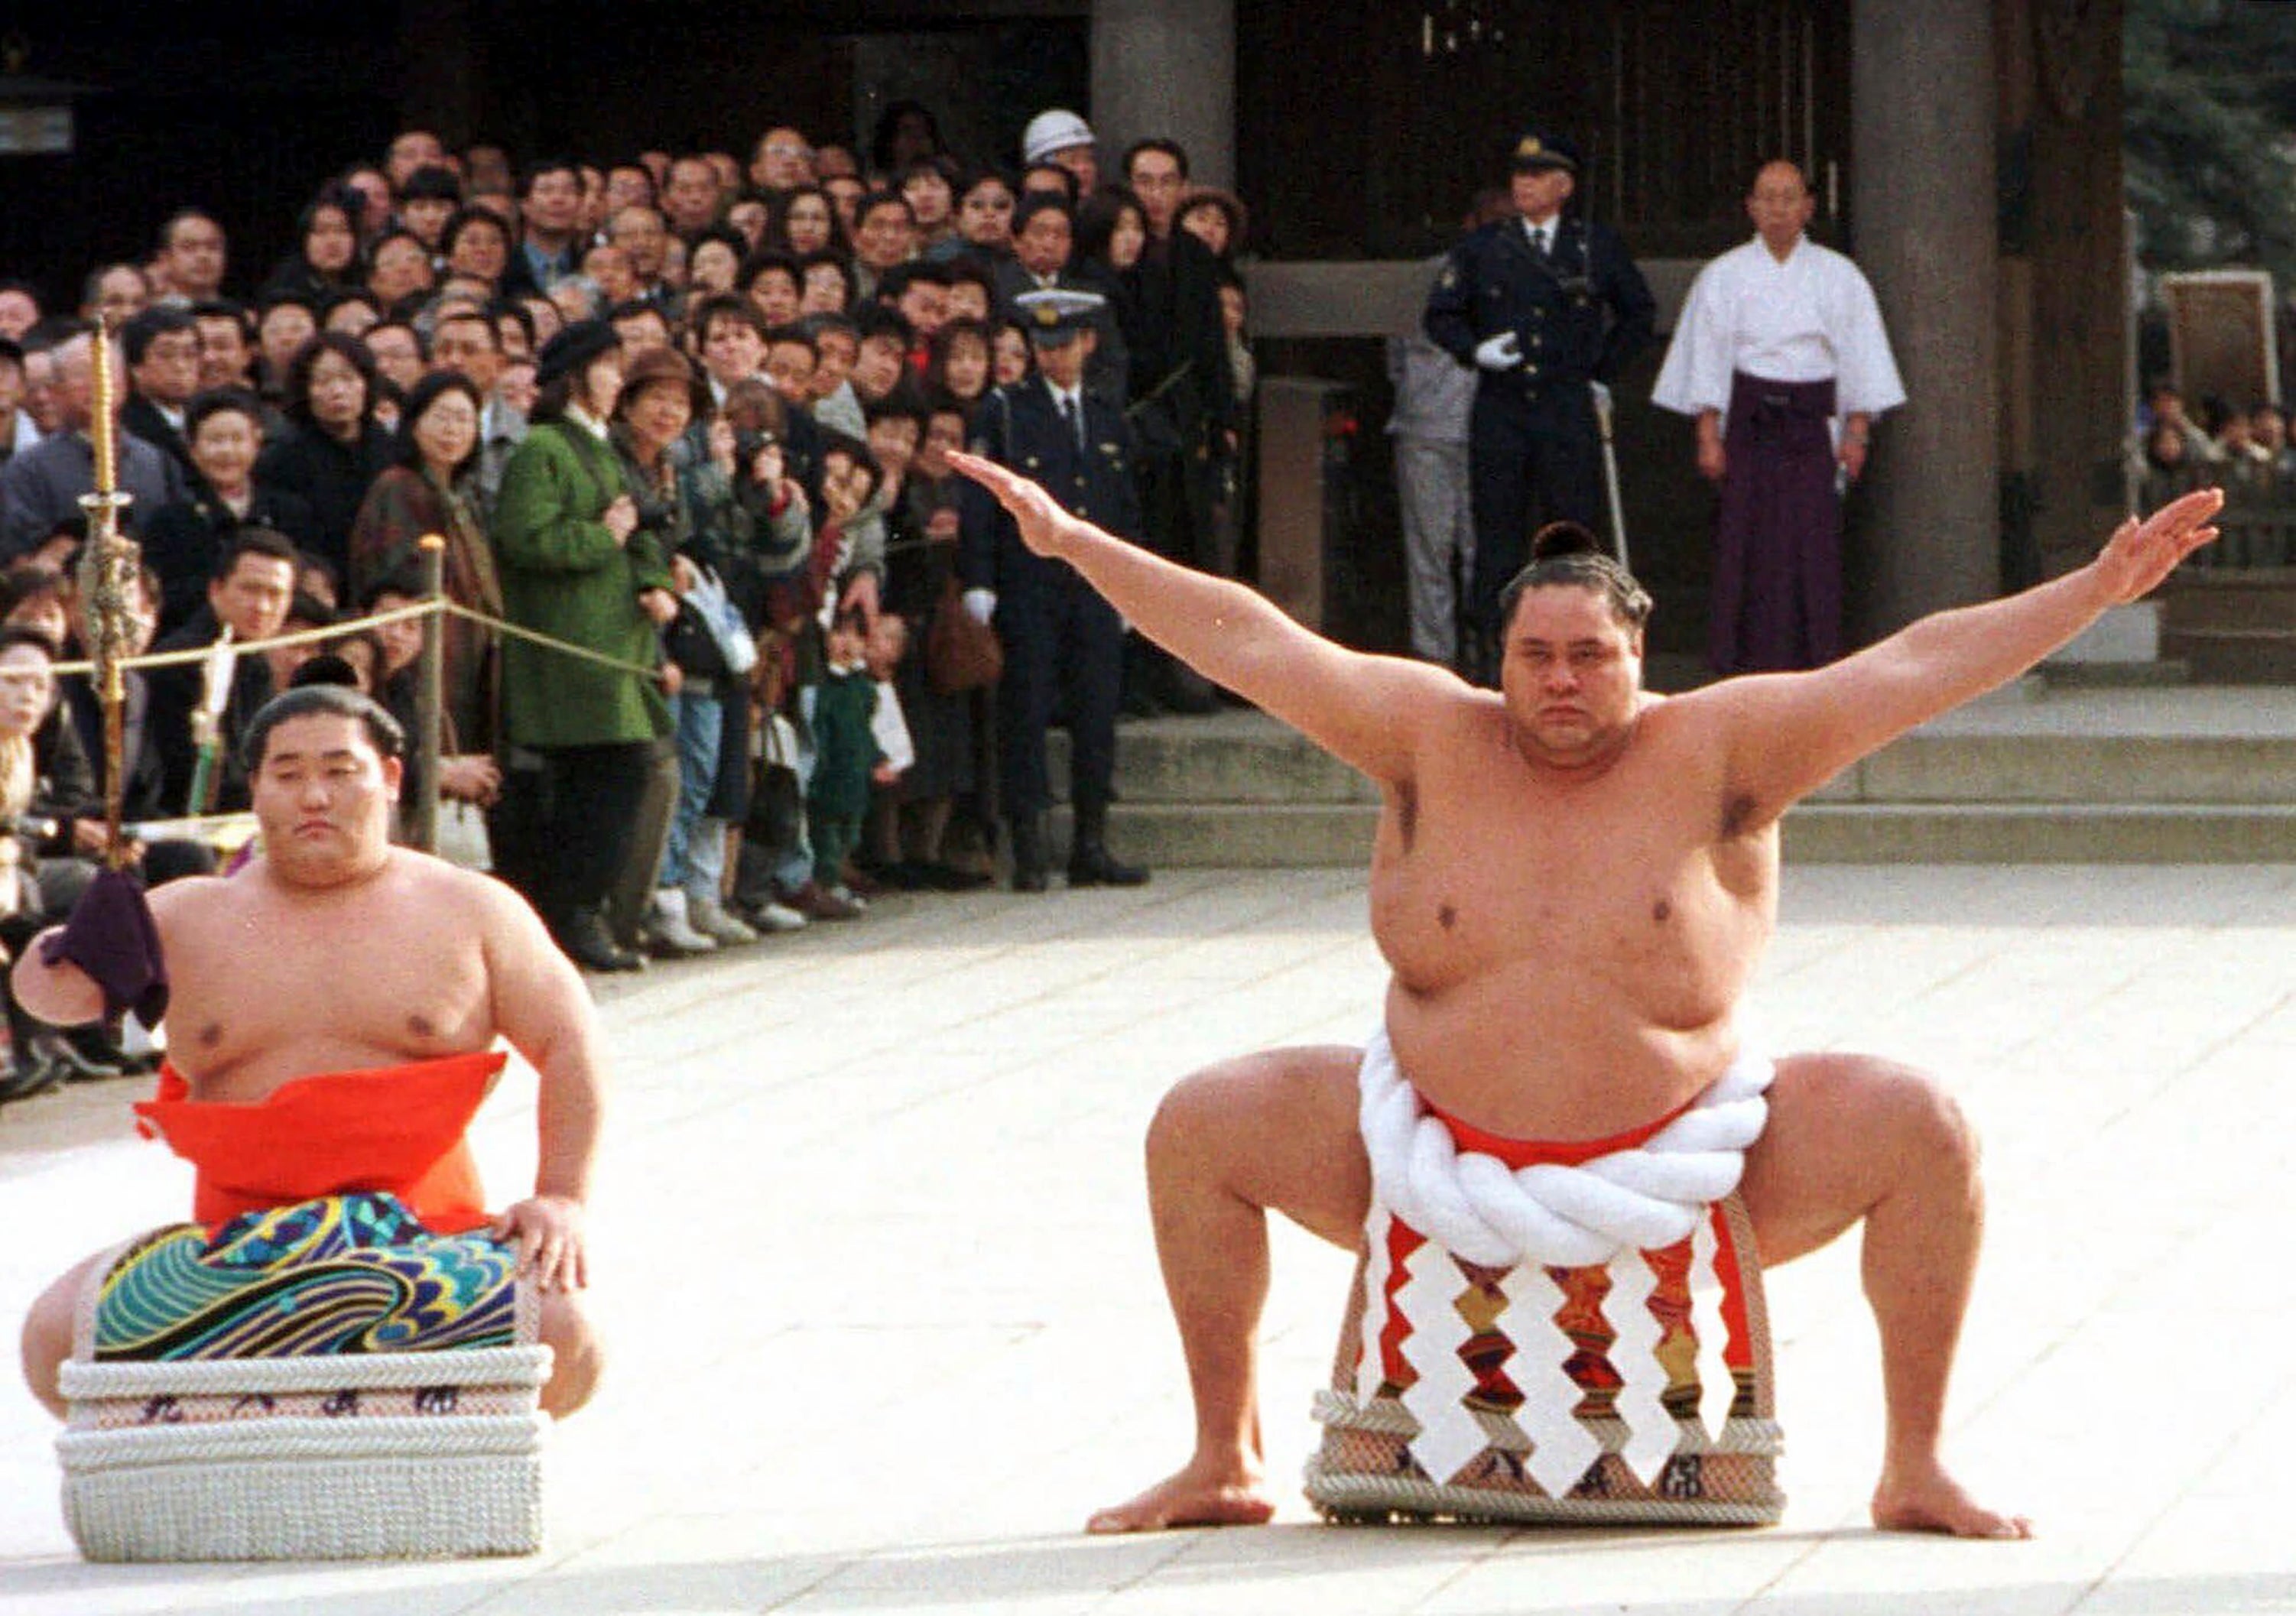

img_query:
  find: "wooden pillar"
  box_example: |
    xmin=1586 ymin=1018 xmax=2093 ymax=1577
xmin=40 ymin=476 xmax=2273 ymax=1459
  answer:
xmin=1851 ymin=0 xmax=2000 ymax=632
xmin=1090 ymin=0 xmax=1236 ymax=191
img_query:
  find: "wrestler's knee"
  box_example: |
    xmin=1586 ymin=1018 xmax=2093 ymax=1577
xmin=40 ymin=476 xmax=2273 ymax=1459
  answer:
xmin=1794 ymin=1052 xmax=1983 ymax=1184
xmin=1146 ymin=1047 xmax=1367 ymax=1241
xmin=20 ymin=1253 xmax=106 ymax=1420
xmin=1146 ymin=1059 xmax=1260 ymax=1172
xmin=535 ymin=1291 xmax=603 ymax=1420
xmin=1145 ymin=1047 xmax=1354 ymax=1175
xmin=1891 ymin=1067 xmax=1983 ymax=1189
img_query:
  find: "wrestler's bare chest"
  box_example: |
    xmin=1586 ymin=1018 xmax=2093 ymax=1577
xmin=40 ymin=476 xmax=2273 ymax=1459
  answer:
xmin=156 ymin=871 xmax=498 ymax=1101
xmin=1366 ymin=711 xmax=1778 ymax=1134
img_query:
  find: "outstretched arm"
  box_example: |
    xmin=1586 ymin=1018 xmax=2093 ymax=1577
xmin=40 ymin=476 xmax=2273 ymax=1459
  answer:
xmin=1710 ymin=488 xmax=2222 ymax=829
xmin=948 ymin=451 xmax=1456 ymax=784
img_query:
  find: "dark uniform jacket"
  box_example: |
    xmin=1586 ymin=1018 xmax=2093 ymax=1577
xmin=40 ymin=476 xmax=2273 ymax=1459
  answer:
xmin=1423 ymin=214 xmax=1656 ymax=392
xmin=959 ymin=377 xmax=1142 ymax=593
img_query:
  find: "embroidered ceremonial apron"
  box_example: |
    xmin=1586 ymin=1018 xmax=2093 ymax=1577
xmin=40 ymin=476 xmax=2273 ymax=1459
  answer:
xmin=1304 ymin=1027 xmax=1786 ymax=1525
xmin=90 ymin=1054 xmax=524 ymax=1361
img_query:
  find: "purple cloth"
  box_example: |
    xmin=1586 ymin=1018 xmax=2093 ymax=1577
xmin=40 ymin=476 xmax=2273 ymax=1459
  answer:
xmin=37 ymin=866 xmax=169 ymax=1026
xmin=1710 ymin=371 xmax=1841 ymax=674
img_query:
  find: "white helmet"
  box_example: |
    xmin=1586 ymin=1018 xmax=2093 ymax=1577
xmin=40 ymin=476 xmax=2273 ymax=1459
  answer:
xmin=1022 ymin=109 xmax=1096 ymax=166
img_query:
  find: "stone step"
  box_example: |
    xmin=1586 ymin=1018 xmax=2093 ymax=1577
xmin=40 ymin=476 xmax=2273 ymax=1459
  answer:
xmin=1782 ymin=803 xmax=2296 ymax=863
xmin=1061 ymin=712 xmax=2296 ymax=807
xmin=1837 ymin=731 xmax=2296 ymax=804
xmin=2157 ymin=629 xmax=2296 ymax=684
xmin=2159 ymin=568 xmax=2296 ymax=681
xmin=1090 ymin=714 xmax=1377 ymax=804
xmin=1027 ymin=702 xmax=2296 ymax=867
xmin=2162 ymin=567 xmax=2296 ymax=632
xmin=1057 ymin=801 xmax=1379 ymax=867
xmin=2033 ymin=658 xmax=2193 ymax=690
xmin=1059 ymin=799 xmax=2296 ymax=867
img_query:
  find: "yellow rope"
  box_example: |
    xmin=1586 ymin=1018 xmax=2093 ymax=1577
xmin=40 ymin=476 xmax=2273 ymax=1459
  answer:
xmin=51 ymin=599 xmax=670 ymax=684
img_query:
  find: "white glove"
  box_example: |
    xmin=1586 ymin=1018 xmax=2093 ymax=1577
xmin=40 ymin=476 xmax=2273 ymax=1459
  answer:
xmin=962 ymin=588 xmax=996 ymax=625
xmin=1589 ymin=380 xmax=1613 ymax=414
xmin=1474 ymin=332 xmax=1524 ymax=371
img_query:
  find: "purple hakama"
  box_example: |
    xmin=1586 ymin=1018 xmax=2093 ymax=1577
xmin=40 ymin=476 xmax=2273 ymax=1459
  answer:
xmin=1710 ymin=371 xmax=1841 ymax=674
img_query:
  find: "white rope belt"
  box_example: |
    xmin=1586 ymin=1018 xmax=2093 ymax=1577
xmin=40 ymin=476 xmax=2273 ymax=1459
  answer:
xmin=1358 ymin=1024 xmax=1775 ymax=1270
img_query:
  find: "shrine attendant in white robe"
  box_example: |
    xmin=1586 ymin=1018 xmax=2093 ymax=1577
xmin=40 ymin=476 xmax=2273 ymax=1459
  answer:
xmin=1654 ymin=161 xmax=1905 ymax=673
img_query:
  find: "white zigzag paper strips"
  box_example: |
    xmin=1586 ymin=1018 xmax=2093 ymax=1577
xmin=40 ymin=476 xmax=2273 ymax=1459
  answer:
xmin=1395 ymin=1243 xmax=1483 ymax=1483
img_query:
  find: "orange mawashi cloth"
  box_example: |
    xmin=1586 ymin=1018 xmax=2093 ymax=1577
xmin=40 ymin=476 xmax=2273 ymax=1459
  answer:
xmin=134 ymin=1051 xmax=506 ymax=1235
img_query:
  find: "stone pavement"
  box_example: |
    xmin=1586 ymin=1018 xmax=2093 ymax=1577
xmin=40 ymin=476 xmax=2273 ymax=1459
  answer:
xmin=2 ymin=862 xmax=2292 ymax=1614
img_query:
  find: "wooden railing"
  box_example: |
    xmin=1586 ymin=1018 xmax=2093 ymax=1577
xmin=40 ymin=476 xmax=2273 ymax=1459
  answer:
xmin=2197 ymin=490 xmax=2296 ymax=570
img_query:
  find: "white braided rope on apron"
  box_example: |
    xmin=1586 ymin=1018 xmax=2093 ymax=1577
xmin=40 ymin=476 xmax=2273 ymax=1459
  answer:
xmin=1357 ymin=1025 xmax=1775 ymax=1271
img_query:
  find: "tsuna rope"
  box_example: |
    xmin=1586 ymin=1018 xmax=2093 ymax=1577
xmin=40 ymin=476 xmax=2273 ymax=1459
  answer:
xmin=1357 ymin=1025 xmax=1774 ymax=1271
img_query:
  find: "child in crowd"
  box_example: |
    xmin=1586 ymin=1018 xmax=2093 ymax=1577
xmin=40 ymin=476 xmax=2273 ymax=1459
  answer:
xmin=862 ymin=612 xmax=914 ymax=879
xmin=806 ymin=610 xmax=883 ymax=911
xmin=752 ymin=433 xmax=879 ymax=922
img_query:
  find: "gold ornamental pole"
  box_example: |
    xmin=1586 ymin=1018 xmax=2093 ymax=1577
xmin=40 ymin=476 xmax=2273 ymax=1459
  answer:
xmin=75 ymin=316 xmax=138 ymax=868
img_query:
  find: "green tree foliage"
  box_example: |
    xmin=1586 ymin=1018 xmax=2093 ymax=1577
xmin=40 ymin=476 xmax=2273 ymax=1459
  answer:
xmin=2126 ymin=0 xmax=2296 ymax=284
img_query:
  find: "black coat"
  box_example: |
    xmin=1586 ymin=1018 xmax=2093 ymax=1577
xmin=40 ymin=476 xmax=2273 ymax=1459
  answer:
xmin=119 ymin=395 xmax=200 ymax=486
xmin=60 ymin=672 xmax=170 ymax=825
xmin=141 ymin=484 xmax=320 ymax=635
xmin=1122 ymin=229 xmax=1236 ymax=448
xmin=253 ymin=419 xmax=394 ymax=581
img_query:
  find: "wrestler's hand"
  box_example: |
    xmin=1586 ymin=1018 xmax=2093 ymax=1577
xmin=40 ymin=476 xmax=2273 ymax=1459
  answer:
xmin=2090 ymin=486 xmax=2223 ymax=605
xmin=489 ymin=1194 xmax=589 ymax=1293
xmin=946 ymin=450 xmax=1080 ymax=559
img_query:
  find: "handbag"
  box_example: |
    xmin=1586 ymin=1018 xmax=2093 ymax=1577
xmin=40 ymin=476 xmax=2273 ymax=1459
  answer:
xmin=925 ymin=573 xmax=1002 ymax=693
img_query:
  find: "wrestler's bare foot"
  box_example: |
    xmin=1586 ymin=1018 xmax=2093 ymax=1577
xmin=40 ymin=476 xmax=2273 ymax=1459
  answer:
xmin=1872 ymin=1459 xmax=2033 ymax=1540
xmin=1086 ymin=1453 xmax=1279 ymax=1534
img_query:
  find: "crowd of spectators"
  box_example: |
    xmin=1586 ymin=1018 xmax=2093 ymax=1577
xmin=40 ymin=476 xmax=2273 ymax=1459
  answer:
xmin=2132 ymin=381 xmax=2296 ymax=505
xmin=0 ymin=102 xmax=1263 ymax=1098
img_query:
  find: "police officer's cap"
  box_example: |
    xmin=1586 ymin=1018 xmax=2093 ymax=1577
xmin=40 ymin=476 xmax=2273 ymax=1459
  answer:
xmin=1014 ymin=287 xmax=1105 ymax=349
xmin=1510 ymin=129 xmax=1581 ymax=175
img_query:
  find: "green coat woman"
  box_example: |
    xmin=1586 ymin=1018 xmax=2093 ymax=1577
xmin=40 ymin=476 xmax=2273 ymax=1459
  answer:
xmin=491 ymin=417 xmax=674 ymax=748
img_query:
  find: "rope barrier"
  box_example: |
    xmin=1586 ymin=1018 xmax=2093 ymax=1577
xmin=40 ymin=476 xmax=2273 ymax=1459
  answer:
xmin=52 ymin=598 xmax=668 ymax=684
xmin=437 ymin=602 xmax=665 ymax=680
xmin=50 ymin=602 xmax=443 ymax=678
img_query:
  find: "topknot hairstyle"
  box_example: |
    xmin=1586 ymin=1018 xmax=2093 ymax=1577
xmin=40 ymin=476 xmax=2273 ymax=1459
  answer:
xmin=1497 ymin=521 xmax=1654 ymax=632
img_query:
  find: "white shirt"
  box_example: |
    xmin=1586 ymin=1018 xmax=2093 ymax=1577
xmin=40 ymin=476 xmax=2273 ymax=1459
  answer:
xmin=1521 ymin=218 xmax=1556 ymax=255
xmin=1652 ymin=235 xmax=1906 ymax=424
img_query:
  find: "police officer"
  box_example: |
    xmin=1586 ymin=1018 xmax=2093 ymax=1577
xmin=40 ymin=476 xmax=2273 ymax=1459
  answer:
xmin=1424 ymin=130 xmax=1655 ymax=681
xmin=958 ymin=287 xmax=1149 ymax=893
